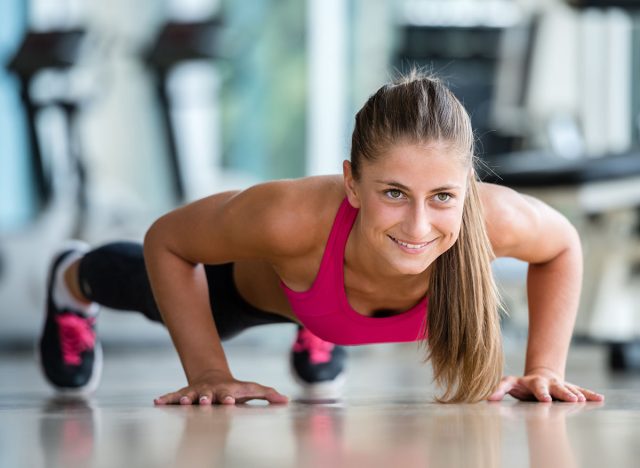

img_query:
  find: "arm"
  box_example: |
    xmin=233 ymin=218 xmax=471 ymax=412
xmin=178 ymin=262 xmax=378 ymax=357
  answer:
xmin=144 ymin=216 xmax=235 ymax=404
xmin=478 ymin=182 xmax=604 ymax=402
xmin=144 ymin=183 xmax=313 ymax=405
xmin=524 ymin=219 xmax=581 ymax=381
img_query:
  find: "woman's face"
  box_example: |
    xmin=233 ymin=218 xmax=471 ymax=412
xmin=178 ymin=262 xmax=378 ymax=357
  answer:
xmin=344 ymin=142 xmax=470 ymax=276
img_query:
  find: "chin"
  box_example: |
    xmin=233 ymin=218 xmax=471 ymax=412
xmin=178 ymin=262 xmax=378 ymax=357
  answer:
xmin=389 ymin=257 xmax=434 ymax=276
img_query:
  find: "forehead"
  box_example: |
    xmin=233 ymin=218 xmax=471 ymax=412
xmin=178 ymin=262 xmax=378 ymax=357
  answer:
xmin=361 ymin=143 xmax=469 ymax=188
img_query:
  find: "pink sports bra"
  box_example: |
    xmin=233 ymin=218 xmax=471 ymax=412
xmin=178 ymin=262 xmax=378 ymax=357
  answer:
xmin=279 ymin=197 xmax=428 ymax=345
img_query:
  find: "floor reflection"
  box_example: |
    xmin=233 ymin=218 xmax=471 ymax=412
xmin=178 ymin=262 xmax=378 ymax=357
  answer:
xmin=38 ymin=396 xmax=98 ymax=468
xmin=0 ymin=345 xmax=632 ymax=468
xmin=109 ymin=398 xmax=604 ymax=468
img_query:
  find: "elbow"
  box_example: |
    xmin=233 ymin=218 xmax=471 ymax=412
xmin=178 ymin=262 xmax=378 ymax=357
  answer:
xmin=563 ymin=220 xmax=582 ymax=259
xmin=143 ymin=215 xmax=170 ymax=260
xmin=550 ymin=221 xmax=583 ymax=276
xmin=568 ymin=223 xmax=583 ymax=272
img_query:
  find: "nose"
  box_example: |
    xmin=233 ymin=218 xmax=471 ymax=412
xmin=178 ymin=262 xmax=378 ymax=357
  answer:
xmin=401 ymin=202 xmax=431 ymax=241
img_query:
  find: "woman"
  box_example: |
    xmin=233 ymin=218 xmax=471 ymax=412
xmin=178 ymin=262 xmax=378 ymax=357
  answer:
xmin=38 ymin=71 xmax=604 ymax=404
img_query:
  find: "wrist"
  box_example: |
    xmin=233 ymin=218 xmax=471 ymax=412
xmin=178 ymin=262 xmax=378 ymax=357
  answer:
xmin=525 ymin=365 xmax=564 ymax=380
xmin=188 ymin=367 xmax=233 ymax=384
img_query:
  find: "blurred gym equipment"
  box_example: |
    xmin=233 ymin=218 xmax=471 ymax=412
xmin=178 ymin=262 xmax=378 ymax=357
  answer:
xmin=145 ymin=17 xmax=224 ymax=202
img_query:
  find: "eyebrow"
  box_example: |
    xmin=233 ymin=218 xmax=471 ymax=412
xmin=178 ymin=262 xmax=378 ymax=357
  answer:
xmin=374 ymin=179 xmax=461 ymax=193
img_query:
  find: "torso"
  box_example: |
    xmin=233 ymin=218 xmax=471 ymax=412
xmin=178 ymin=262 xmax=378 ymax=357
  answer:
xmin=230 ymin=176 xmax=524 ymax=324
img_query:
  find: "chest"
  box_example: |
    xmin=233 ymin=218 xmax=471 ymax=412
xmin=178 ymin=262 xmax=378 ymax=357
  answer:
xmin=343 ymin=272 xmax=428 ymax=318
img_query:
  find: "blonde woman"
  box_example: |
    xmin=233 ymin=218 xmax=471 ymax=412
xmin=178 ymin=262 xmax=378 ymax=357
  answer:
xmin=38 ymin=72 xmax=604 ymax=404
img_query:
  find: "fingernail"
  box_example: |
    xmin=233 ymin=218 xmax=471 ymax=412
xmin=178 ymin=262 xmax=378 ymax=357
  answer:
xmin=180 ymin=397 xmax=190 ymax=404
xmin=199 ymin=396 xmax=208 ymax=403
xmin=223 ymin=396 xmax=234 ymax=403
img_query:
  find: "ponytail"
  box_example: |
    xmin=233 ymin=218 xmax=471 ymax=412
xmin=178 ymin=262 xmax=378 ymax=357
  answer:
xmin=421 ymin=171 xmax=503 ymax=403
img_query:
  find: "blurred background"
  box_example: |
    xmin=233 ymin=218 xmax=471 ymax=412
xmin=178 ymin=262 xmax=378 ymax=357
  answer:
xmin=0 ymin=0 xmax=639 ymax=370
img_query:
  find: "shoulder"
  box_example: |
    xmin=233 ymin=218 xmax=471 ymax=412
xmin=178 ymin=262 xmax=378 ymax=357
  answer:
xmin=146 ymin=174 xmax=345 ymax=265
xmin=477 ymin=181 xmax=578 ymax=262
xmin=477 ymin=181 xmax=540 ymax=258
xmin=225 ymin=174 xmax=345 ymax=258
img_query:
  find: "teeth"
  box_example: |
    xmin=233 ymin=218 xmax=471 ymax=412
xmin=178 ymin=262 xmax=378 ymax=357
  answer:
xmin=391 ymin=236 xmax=428 ymax=249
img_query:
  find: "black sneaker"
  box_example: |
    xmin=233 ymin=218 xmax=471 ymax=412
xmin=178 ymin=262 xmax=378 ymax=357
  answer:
xmin=38 ymin=242 xmax=102 ymax=394
xmin=290 ymin=326 xmax=346 ymax=398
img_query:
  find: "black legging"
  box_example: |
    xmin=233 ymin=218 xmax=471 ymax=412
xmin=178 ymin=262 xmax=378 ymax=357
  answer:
xmin=77 ymin=242 xmax=295 ymax=340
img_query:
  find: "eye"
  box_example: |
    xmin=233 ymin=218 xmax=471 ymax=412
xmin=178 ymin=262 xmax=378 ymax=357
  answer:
xmin=435 ymin=192 xmax=452 ymax=203
xmin=385 ymin=189 xmax=405 ymax=200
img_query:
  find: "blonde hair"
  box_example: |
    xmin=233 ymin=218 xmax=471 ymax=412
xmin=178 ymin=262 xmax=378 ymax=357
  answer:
xmin=350 ymin=70 xmax=503 ymax=402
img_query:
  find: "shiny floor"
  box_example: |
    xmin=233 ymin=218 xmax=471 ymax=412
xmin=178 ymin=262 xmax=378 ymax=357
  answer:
xmin=1 ymin=331 xmax=639 ymax=468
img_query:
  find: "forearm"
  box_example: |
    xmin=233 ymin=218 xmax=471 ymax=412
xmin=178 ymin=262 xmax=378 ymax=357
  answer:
xmin=143 ymin=228 xmax=232 ymax=382
xmin=524 ymin=232 xmax=583 ymax=379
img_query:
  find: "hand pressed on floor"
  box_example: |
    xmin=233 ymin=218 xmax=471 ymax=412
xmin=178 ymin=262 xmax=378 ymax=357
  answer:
xmin=487 ymin=368 xmax=604 ymax=403
xmin=153 ymin=369 xmax=289 ymax=406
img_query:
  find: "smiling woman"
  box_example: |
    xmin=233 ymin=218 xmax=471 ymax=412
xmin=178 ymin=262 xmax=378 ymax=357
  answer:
xmin=37 ymin=70 xmax=604 ymax=405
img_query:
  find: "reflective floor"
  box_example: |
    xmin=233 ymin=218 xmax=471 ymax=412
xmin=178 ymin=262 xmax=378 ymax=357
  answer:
xmin=1 ymin=335 xmax=639 ymax=468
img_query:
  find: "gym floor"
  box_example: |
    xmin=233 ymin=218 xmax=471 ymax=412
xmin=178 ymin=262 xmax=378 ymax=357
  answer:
xmin=1 ymin=330 xmax=639 ymax=468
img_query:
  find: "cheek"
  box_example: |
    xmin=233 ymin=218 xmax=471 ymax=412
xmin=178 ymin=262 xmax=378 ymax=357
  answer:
xmin=435 ymin=210 xmax=464 ymax=248
xmin=363 ymin=203 xmax=399 ymax=229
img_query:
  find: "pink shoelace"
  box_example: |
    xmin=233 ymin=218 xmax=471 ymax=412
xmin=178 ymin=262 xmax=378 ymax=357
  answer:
xmin=55 ymin=314 xmax=96 ymax=366
xmin=293 ymin=328 xmax=335 ymax=364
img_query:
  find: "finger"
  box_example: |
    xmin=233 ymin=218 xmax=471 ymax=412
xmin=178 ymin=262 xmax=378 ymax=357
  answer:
xmin=530 ymin=379 xmax=552 ymax=402
xmin=262 ymin=387 xmax=289 ymax=404
xmin=154 ymin=391 xmax=182 ymax=405
xmin=487 ymin=377 xmax=516 ymax=401
xmin=154 ymin=394 xmax=169 ymax=405
xmin=198 ymin=390 xmax=214 ymax=406
xmin=236 ymin=384 xmax=289 ymax=404
xmin=578 ymin=387 xmax=605 ymax=402
xmin=508 ymin=387 xmax=537 ymax=401
xmin=559 ymin=382 xmax=585 ymax=402
xmin=565 ymin=384 xmax=586 ymax=402
xmin=548 ymin=383 xmax=579 ymax=402
xmin=505 ymin=380 xmax=539 ymax=401
xmin=215 ymin=389 xmax=236 ymax=405
xmin=180 ymin=390 xmax=198 ymax=405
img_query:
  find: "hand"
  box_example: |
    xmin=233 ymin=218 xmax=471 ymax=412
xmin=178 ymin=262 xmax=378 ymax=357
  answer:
xmin=153 ymin=369 xmax=289 ymax=406
xmin=487 ymin=368 xmax=605 ymax=403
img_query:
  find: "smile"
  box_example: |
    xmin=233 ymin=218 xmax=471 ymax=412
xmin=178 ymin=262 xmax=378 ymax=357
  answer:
xmin=388 ymin=235 xmax=434 ymax=250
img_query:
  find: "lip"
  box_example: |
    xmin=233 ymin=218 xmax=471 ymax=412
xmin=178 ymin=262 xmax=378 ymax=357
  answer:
xmin=387 ymin=235 xmax=436 ymax=254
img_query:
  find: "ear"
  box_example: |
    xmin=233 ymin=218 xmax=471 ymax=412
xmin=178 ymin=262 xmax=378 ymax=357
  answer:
xmin=342 ymin=160 xmax=361 ymax=208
